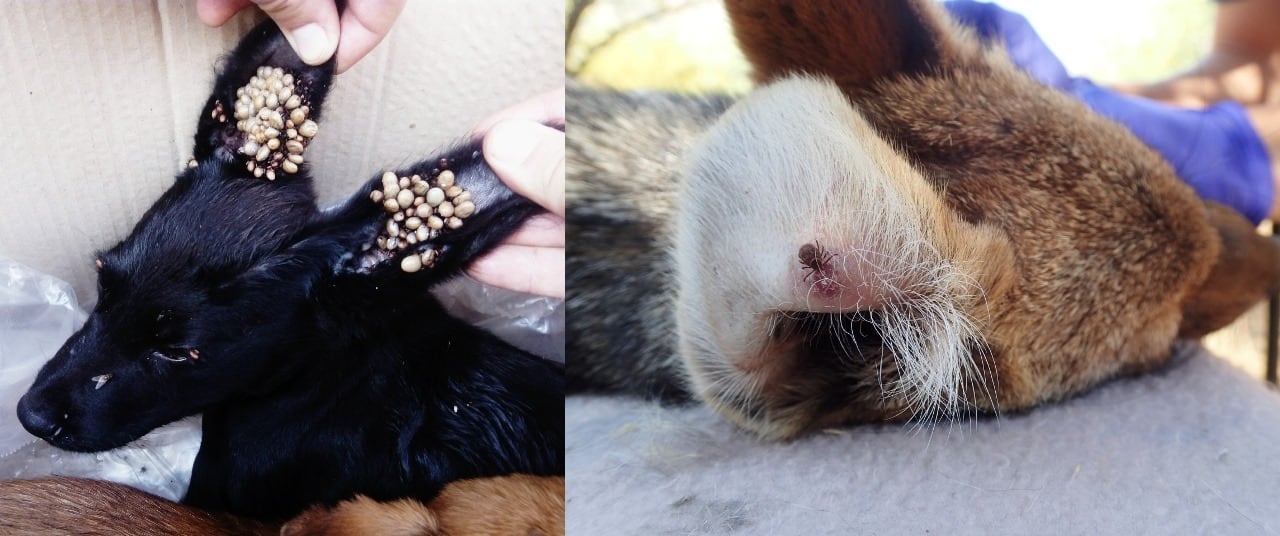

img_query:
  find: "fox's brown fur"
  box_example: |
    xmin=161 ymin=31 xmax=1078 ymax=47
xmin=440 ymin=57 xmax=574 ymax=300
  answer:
xmin=0 ymin=475 xmax=563 ymax=536
xmin=283 ymin=475 xmax=565 ymax=536
xmin=0 ymin=477 xmax=274 ymax=536
xmin=567 ymin=0 xmax=1280 ymax=439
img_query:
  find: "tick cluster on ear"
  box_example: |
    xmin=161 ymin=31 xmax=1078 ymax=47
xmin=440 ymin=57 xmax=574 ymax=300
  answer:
xmin=226 ymin=66 xmax=319 ymax=180
xmin=368 ymin=167 xmax=477 ymax=272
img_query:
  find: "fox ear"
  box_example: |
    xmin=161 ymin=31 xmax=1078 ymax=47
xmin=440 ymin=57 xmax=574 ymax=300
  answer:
xmin=190 ymin=19 xmax=336 ymax=180
xmin=725 ymin=0 xmax=956 ymax=90
xmin=1179 ymin=202 xmax=1280 ymax=338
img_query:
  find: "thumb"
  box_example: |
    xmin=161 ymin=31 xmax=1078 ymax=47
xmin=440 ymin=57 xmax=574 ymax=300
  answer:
xmin=483 ymin=120 xmax=566 ymax=218
xmin=253 ymin=0 xmax=341 ymax=66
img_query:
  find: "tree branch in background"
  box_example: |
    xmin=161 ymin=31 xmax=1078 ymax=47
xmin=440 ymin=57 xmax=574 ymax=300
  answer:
xmin=568 ymin=0 xmax=707 ymax=76
xmin=567 ymin=0 xmax=596 ymax=57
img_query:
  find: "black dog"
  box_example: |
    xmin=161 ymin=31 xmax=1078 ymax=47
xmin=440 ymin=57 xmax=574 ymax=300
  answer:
xmin=16 ymin=20 xmax=563 ymax=520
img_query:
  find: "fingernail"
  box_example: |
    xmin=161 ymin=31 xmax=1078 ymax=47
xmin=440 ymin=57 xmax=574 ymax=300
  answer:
xmin=288 ymin=23 xmax=336 ymax=65
xmin=484 ymin=120 xmax=543 ymax=168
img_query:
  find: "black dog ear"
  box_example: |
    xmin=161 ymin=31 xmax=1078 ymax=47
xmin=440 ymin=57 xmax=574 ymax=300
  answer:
xmin=191 ymin=18 xmax=336 ymax=181
xmin=221 ymin=131 xmax=551 ymax=297
xmin=312 ymin=132 xmax=552 ymax=286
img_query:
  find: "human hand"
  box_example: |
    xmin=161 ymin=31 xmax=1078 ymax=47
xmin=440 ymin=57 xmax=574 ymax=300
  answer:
xmin=469 ymin=88 xmax=566 ymax=298
xmin=195 ymin=0 xmax=407 ymax=73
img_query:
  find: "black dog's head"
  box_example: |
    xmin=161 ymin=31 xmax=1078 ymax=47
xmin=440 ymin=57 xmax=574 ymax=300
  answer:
xmin=17 ymin=20 xmax=541 ymax=452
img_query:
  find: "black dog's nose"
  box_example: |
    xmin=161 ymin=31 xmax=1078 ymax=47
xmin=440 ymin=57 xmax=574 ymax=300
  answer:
xmin=16 ymin=395 xmax=63 ymax=441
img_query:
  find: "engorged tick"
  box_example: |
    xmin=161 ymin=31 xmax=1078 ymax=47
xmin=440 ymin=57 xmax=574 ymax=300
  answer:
xmin=799 ymin=242 xmax=834 ymax=282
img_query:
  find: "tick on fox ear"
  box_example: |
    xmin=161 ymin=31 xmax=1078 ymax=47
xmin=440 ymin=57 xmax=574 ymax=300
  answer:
xmin=798 ymin=242 xmax=834 ymax=282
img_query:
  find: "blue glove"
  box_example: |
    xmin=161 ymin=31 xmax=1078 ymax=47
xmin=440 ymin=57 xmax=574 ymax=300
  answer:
xmin=945 ymin=0 xmax=1274 ymax=223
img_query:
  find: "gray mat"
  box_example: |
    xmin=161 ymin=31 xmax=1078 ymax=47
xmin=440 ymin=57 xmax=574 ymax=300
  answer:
xmin=567 ymin=344 xmax=1280 ymax=535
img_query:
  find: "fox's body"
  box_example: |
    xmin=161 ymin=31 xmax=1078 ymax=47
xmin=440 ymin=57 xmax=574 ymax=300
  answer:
xmin=567 ymin=85 xmax=730 ymax=399
xmin=567 ymin=0 xmax=1280 ymax=439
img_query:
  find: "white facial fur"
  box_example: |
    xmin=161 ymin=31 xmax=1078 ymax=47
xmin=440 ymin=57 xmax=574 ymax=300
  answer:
xmin=673 ymin=75 xmax=996 ymax=438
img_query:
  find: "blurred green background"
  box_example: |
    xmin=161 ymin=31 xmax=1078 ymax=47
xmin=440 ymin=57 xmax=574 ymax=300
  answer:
xmin=567 ymin=0 xmax=1215 ymax=93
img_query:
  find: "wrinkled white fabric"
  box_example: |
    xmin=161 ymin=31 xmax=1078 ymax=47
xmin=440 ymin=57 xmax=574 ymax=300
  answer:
xmin=568 ymin=343 xmax=1280 ymax=534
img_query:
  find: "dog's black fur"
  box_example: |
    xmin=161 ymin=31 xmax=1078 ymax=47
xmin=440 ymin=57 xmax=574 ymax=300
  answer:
xmin=16 ymin=20 xmax=564 ymax=520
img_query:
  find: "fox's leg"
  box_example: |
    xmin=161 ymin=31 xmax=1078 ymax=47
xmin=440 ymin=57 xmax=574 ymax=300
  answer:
xmin=1179 ymin=201 xmax=1280 ymax=338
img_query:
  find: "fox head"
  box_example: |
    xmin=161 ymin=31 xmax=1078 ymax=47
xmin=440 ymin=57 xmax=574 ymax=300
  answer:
xmin=16 ymin=21 xmax=540 ymax=452
xmin=675 ymin=0 xmax=1280 ymax=438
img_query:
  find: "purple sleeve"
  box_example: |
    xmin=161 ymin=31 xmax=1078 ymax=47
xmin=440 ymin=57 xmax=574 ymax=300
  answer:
xmin=943 ymin=0 xmax=1073 ymax=89
xmin=943 ymin=1 xmax=1274 ymax=223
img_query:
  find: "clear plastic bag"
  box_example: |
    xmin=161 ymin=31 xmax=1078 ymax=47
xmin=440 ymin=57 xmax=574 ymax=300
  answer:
xmin=435 ymin=276 xmax=565 ymax=363
xmin=0 ymin=257 xmax=86 ymax=459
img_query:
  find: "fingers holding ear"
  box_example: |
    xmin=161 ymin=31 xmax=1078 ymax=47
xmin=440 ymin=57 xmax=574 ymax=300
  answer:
xmin=335 ymin=0 xmax=408 ymax=73
xmin=483 ymin=120 xmax=565 ymax=218
xmin=472 ymin=88 xmax=566 ymax=135
xmin=197 ymin=0 xmax=340 ymax=66
xmin=468 ymin=89 xmax=565 ymax=297
xmin=500 ymin=214 xmax=566 ymax=248
xmin=468 ymin=244 xmax=566 ymax=299
xmin=468 ymin=213 xmax=565 ymax=297
xmin=197 ymin=0 xmax=406 ymax=72
xmin=194 ymin=0 xmax=338 ymax=77
xmin=196 ymin=0 xmax=253 ymax=26
xmin=251 ymin=0 xmax=342 ymax=66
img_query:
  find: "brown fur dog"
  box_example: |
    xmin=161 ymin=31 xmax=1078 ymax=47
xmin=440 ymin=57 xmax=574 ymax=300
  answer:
xmin=0 ymin=475 xmax=563 ymax=536
xmin=567 ymin=0 xmax=1280 ymax=439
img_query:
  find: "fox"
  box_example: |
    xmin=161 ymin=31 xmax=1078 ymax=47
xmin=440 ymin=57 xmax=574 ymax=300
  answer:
xmin=566 ymin=0 xmax=1280 ymax=440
